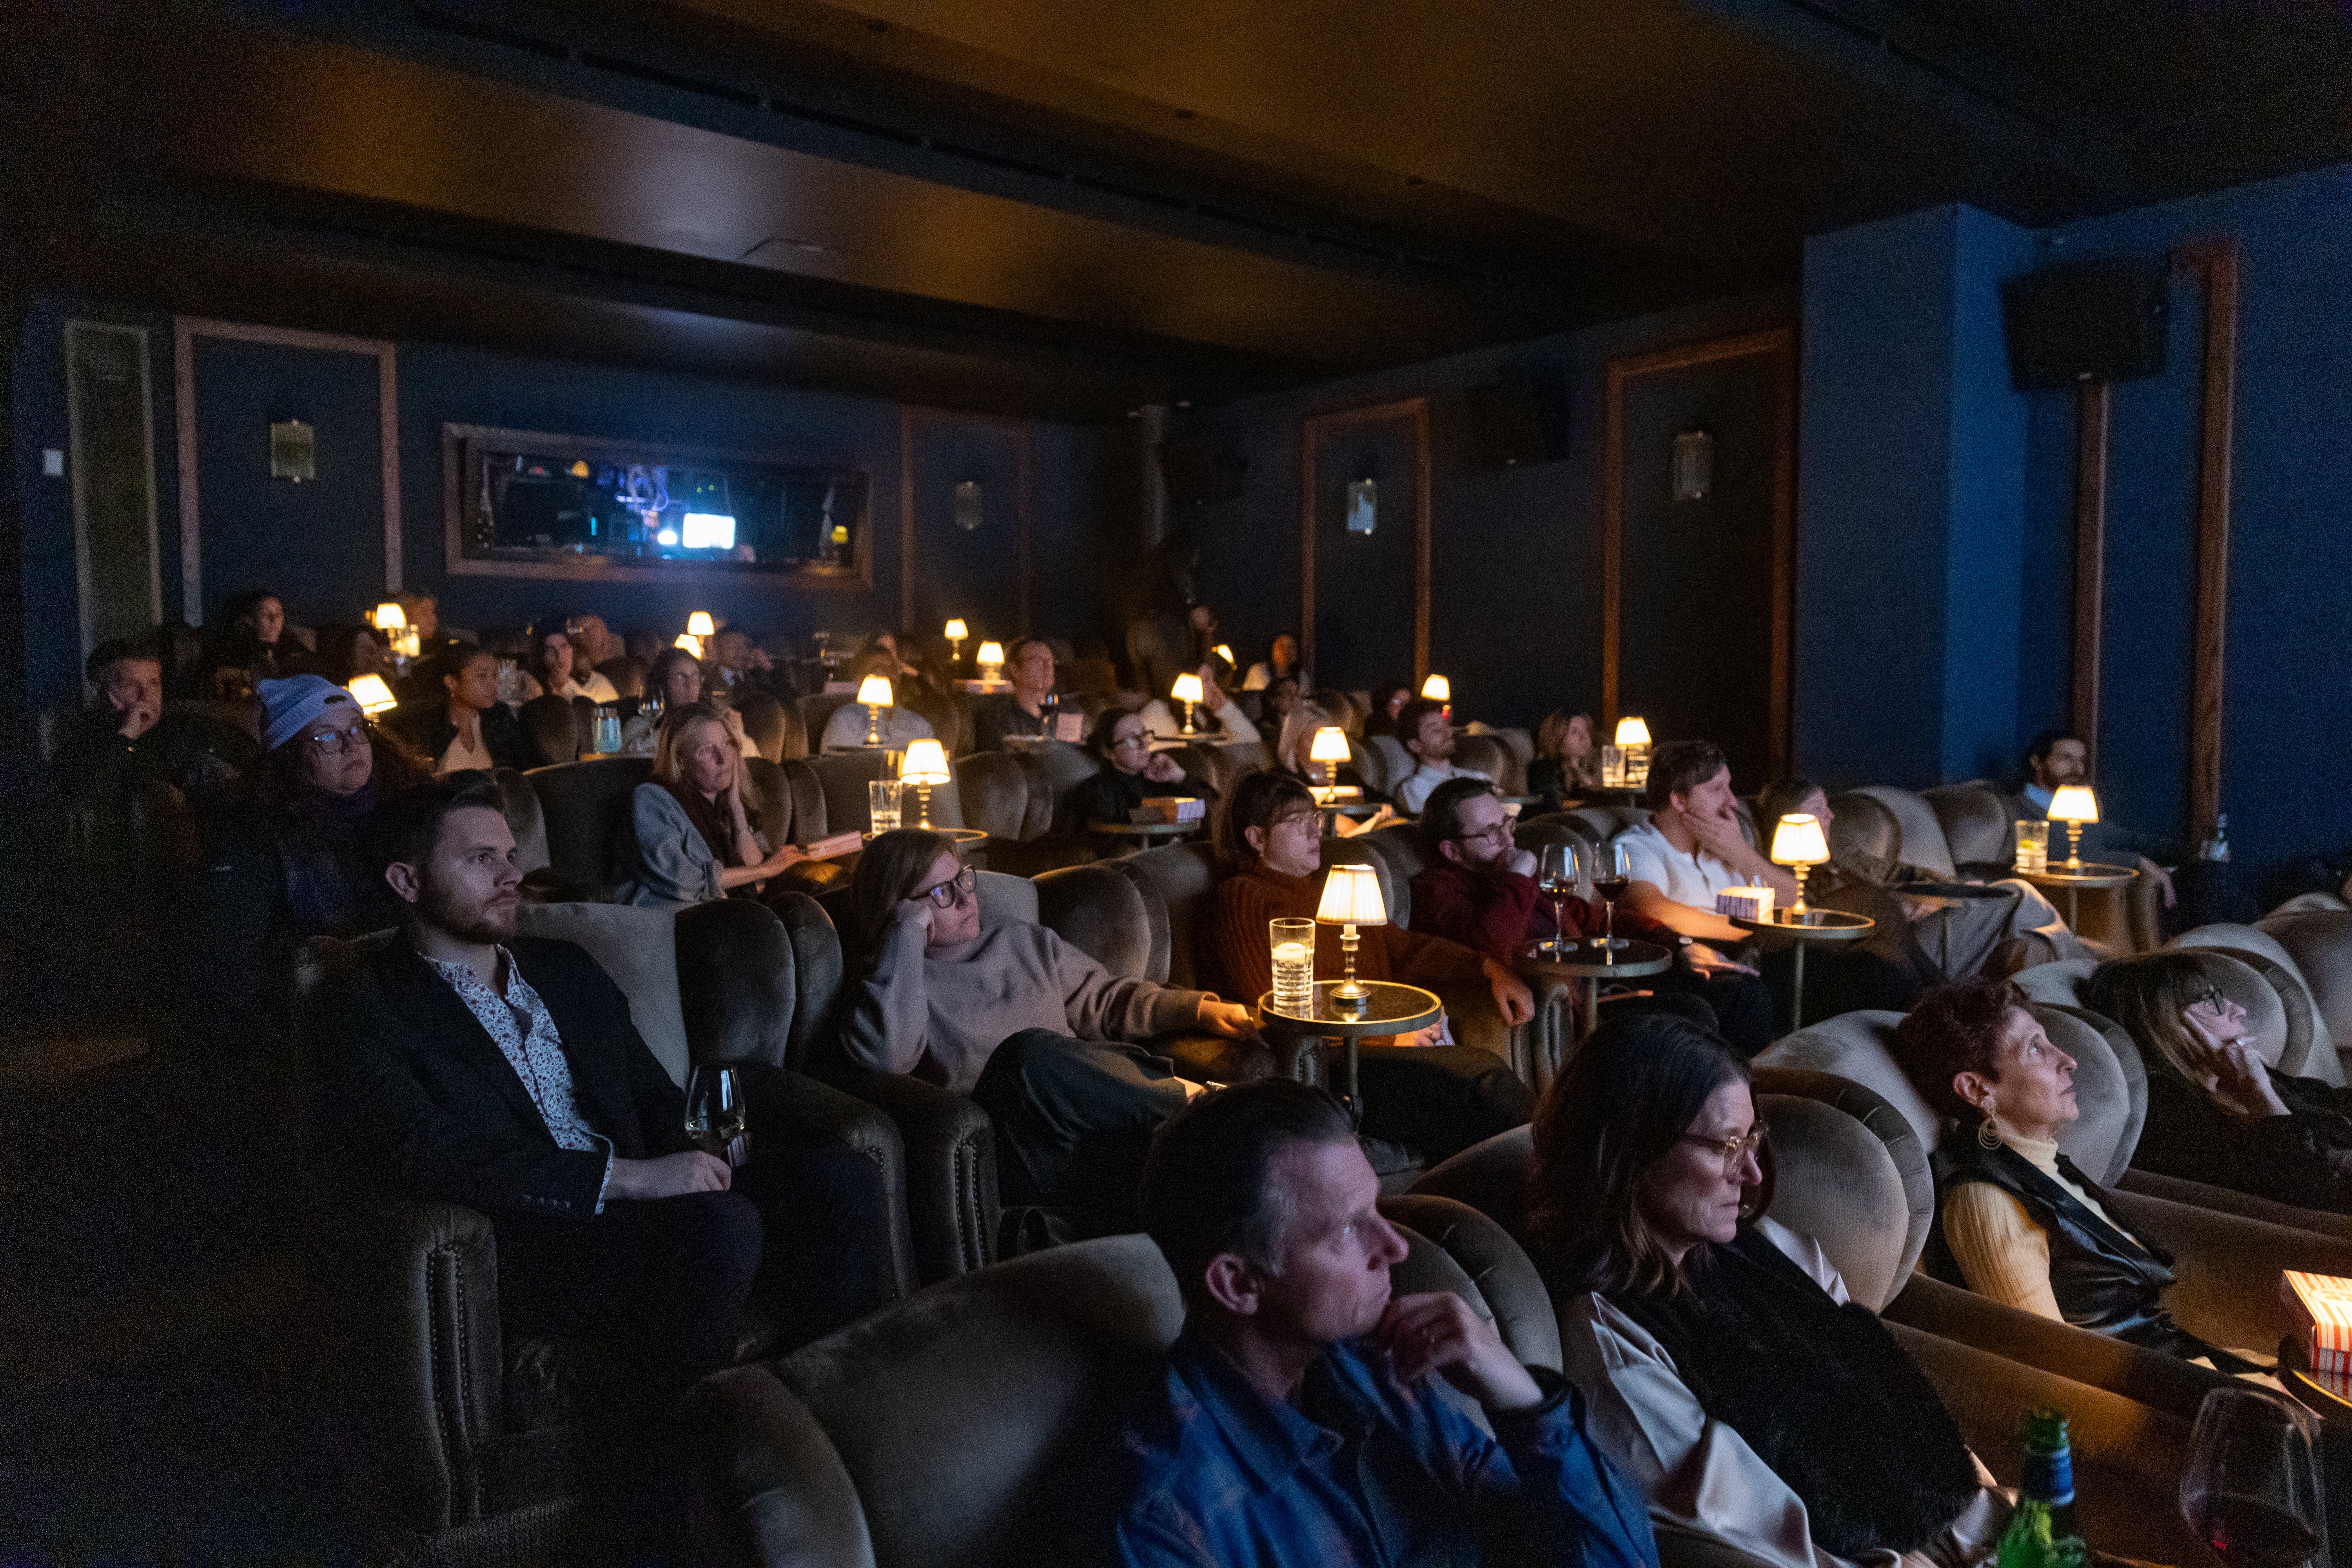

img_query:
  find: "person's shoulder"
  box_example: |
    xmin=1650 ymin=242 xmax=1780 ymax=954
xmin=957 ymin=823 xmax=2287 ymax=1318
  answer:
xmin=510 ymin=935 xmax=615 ymax=994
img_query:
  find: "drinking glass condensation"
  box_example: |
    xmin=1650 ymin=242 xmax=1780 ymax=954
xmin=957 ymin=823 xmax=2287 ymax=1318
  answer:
xmin=2015 ymin=819 xmax=2050 ymax=874
xmin=868 ymin=780 xmax=902 ymax=835
xmin=1270 ymin=918 xmax=1317 ymax=1013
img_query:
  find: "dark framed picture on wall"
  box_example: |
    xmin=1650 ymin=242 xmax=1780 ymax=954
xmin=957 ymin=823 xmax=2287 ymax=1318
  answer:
xmin=441 ymin=422 xmax=873 ymax=590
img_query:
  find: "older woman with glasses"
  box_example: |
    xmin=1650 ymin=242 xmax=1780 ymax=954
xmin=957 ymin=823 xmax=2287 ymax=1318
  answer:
xmin=1536 ymin=1013 xmax=2009 ymax=1568
xmin=1070 ymin=708 xmax=1214 ymax=837
xmin=2084 ymin=952 xmax=2352 ymax=1213
xmin=838 ymin=829 xmax=1259 ymax=1220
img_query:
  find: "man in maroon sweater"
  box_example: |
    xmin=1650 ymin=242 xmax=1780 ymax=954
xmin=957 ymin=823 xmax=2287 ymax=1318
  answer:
xmin=1408 ymin=779 xmax=1775 ymax=1054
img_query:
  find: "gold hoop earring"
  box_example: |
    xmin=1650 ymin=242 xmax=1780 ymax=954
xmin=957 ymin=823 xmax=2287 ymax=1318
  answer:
xmin=1977 ymin=1116 xmax=2004 ymax=1151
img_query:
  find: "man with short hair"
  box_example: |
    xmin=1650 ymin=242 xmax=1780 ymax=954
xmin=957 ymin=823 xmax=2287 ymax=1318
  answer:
xmin=708 ymin=627 xmax=788 ymax=701
xmin=51 ymin=638 xmax=245 ymax=815
xmin=1097 ymin=1079 xmax=1658 ymax=1568
xmin=975 ymin=637 xmax=1064 ymax=750
xmin=1391 ymin=697 xmax=1488 ymax=815
xmin=2013 ymin=730 xmax=2177 ymax=913
xmin=317 ymin=779 xmax=892 ymax=1406
xmin=1408 ymin=777 xmax=1772 ymax=1051
xmin=1616 ymin=740 xmax=1793 ymax=951
xmin=565 ymin=612 xmax=616 ymax=668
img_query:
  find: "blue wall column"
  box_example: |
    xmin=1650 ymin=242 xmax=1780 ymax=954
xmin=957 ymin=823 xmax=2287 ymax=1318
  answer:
xmin=1795 ymin=203 xmax=2034 ymax=788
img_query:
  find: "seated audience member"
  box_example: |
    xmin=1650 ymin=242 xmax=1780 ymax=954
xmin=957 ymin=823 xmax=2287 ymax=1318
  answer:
xmin=1535 ymin=1013 xmax=2010 ymax=1568
xmin=1895 ymin=977 xmax=2260 ymax=1370
xmin=819 ymin=650 xmax=937 ymax=753
xmin=1259 ymin=673 xmax=1325 ymax=776
xmin=2085 ymin=953 xmax=2352 ymax=1214
xmin=1412 ymin=779 xmax=1771 ymax=1051
xmin=1099 ymin=1079 xmax=1659 ymax=1568
xmin=2012 ymin=730 xmax=2177 ymax=913
xmin=1240 ymin=631 xmax=1304 ymax=693
xmin=624 ymin=627 xmax=668 ymax=666
xmin=620 ymin=646 xmax=713 ymax=755
xmin=616 ymin=704 xmax=809 ymax=909
xmin=1206 ymin=771 xmax=1535 ymax=1158
xmin=1616 ymin=740 xmax=1789 ymax=963
xmin=707 ymin=627 xmax=788 ymax=701
xmin=207 ymin=588 xmax=310 ymax=693
xmin=1072 ymin=708 xmax=1215 ymax=836
xmin=390 ymin=593 xmax=468 ymax=697
xmin=401 ymin=642 xmax=534 ymax=775
xmin=838 ymin=830 xmax=1255 ymax=1217
xmin=51 ymin=637 xmax=245 ymax=814
xmin=1363 ymin=680 xmax=1414 ymax=739
xmin=532 ymin=625 xmax=619 ymax=705
xmin=1527 ymin=710 xmax=1602 ymax=810
xmin=1391 ymin=698 xmax=1486 ymax=815
xmin=317 ymin=623 xmax=392 ymax=688
xmin=975 ymin=637 xmax=1063 ymax=751
xmin=317 ymin=778 xmax=895 ymax=1412
xmin=1140 ymin=660 xmax=1260 ymax=746
xmin=564 ymin=612 xmax=617 ymax=670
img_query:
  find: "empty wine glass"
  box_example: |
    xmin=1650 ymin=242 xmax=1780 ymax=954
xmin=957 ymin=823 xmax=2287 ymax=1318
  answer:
xmin=685 ymin=1063 xmax=750 ymax=1167
xmin=1537 ymin=842 xmax=1584 ymax=957
xmin=2180 ymin=1387 xmax=2327 ymax=1568
xmin=1593 ymin=840 xmax=1633 ymax=953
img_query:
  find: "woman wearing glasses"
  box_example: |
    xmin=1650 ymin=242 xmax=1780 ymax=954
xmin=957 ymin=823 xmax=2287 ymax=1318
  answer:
xmin=2085 ymin=953 xmax=2352 ymax=1214
xmin=1536 ymin=1013 xmax=2008 ymax=1568
xmin=1070 ymin=708 xmax=1214 ymax=838
xmin=1893 ymin=976 xmax=2261 ymax=1368
xmin=838 ymin=829 xmax=1258 ymax=1220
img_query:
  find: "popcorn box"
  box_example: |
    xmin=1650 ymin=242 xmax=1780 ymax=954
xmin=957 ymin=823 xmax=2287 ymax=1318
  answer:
xmin=1136 ymin=797 xmax=1206 ymax=824
xmin=1716 ymin=886 xmax=1776 ymax=924
xmin=2281 ymin=1270 xmax=2352 ymax=1370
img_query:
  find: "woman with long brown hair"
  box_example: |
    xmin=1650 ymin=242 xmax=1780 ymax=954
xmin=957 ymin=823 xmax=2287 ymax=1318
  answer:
xmin=1528 ymin=709 xmax=1602 ymax=809
xmin=615 ymin=703 xmax=807 ymax=908
xmin=1533 ymin=1013 xmax=2006 ymax=1568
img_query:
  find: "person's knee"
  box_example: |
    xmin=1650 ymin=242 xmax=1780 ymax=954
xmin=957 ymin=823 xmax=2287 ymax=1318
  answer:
xmin=655 ymin=1189 xmax=764 ymax=1283
xmin=973 ymin=1028 xmax=1080 ymax=1109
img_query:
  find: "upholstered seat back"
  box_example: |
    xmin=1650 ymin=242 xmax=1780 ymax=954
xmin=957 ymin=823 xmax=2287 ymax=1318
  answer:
xmin=1017 ymin=740 xmax=1104 ymax=840
xmin=526 ymin=755 xmax=655 ymax=892
xmin=518 ymin=693 xmax=581 ymax=766
xmin=2168 ymin=924 xmax=2341 ymax=1084
xmin=954 ymin=751 xmax=1031 ymax=841
xmin=1849 ymin=786 xmax=1956 ymax=877
xmin=1452 ymin=735 xmax=1510 ymax=795
xmin=488 ymin=765 xmax=552 ymax=878
xmin=1750 ymin=1069 xmax=1933 ymax=1311
xmin=1756 ymin=1011 xmax=1939 ymax=1152
xmin=2258 ymin=910 xmax=2352 ymax=1073
xmin=2033 ymin=1005 xmax=2140 ymax=1185
xmin=1570 ymin=804 xmax=1648 ymax=843
xmin=1825 ymin=789 xmax=1902 ymax=871
xmin=975 ymin=869 xmax=1042 ymax=931
xmin=1110 ymin=843 xmax=1224 ymax=988
xmin=1367 ymin=735 xmax=1414 ymax=797
xmin=515 ymin=901 xmax=691 ymax=1084
xmin=2012 ymin=958 xmax=2097 ymax=1007
xmin=1033 ymin=862 xmax=1158 ymax=981
xmin=735 ymin=689 xmax=806 ymax=761
xmin=807 ymin=751 xmax=965 ymax=834
xmin=1921 ymin=782 xmax=2013 ymax=867
xmin=1350 ymin=824 xmax=1430 ymax=929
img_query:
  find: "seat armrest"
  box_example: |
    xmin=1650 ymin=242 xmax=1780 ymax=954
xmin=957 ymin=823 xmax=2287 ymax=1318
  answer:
xmin=812 ymin=1065 xmax=999 ymax=1283
xmin=1153 ymin=1029 xmax=1278 ymax=1084
xmin=2105 ymin=1188 xmax=2352 ymax=1351
xmin=2117 ymin=1168 xmax=2352 ymax=1241
xmin=1883 ymin=1272 xmax=2235 ymax=1423
xmin=1430 ymin=977 xmax=1558 ymax=1091
xmin=746 ymin=1067 xmax=918 ymax=1302
xmin=1506 ymin=964 xmax=1583 ymax=1094
xmin=316 ymin=1199 xmax=503 ymax=1536
xmin=682 ymin=1364 xmax=870 ymax=1568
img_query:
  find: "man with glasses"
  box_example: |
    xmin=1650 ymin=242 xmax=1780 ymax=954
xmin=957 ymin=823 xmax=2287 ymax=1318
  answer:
xmin=1410 ymin=778 xmax=1772 ymax=1051
xmin=975 ymin=637 xmax=1067 ymax=751
xmin=840 ymin=829 xmax=1261 ymax=1223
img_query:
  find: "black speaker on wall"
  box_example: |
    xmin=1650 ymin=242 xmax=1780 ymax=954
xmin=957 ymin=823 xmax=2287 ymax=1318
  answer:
xmin=1159 ymin=434 xmax=1247 ymax=507
xmin=2000 ymin=257 xmax=2171 ymax=390
xmin=1461 ymin=368 xmax=1570 ymax=469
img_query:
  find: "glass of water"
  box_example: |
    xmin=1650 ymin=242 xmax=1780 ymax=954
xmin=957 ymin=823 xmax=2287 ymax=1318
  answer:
xmin=2015 ymin=819 xmax=2050 ymax=874
xmin=868 ymin=779 xmax=902 ymax=835
xmin=1270 ymin=918 xmax=1317 ymax=1014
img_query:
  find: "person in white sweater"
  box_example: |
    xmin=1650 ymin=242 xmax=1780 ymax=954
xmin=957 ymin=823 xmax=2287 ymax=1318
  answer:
xmin=840 ymin=829 xmax=1258 ymax=1215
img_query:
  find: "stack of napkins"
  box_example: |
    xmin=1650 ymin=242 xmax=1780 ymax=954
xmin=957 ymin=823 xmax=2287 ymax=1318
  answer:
xmin=2283 ymin=1271 xmax=2352 ymax=1388
xmin=1717 ymin=886 xmax=1776 ymax=923
xmin=1135 ymin=797 xmax=1206 ymax=824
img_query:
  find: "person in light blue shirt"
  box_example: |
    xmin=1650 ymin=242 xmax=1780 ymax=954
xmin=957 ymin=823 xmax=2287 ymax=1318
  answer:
xmin=1092 ymin=1080 xmax=1658 ymax=1568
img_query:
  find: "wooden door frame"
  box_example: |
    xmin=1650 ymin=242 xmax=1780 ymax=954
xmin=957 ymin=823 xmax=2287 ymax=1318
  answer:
xmin=1602 ymin=327 xmax=1797 ymax=777
xmin=173 ymin=317 xmax=400 ymax=624
xmin=1298 ymin=397 xmax=1432 ymax=681
xmin=899 ymin=407 xmax=1033 ymax=635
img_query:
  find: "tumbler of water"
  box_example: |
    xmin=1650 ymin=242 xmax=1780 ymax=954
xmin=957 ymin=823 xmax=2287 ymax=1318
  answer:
xmin=1270 ymin=918 xmax=1317 ymax=1013
xmin=868 ymin=779 xmax=902 ymax=835
xmin=2015 ymin=819 xmax=2049 ymax=875
xmin=593 ymin=705 xmax=622 ymax=755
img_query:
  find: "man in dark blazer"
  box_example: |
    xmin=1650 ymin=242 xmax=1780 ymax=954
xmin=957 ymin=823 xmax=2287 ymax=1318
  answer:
xmin=315 ymin=777 xmax=849 ymax=1406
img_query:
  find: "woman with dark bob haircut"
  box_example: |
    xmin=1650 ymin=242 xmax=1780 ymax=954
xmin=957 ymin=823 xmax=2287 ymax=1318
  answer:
xmin=1893 ymin=977 xmax=2259 ymax=1370
xmin=1069 ymin=707 xmax=1214 ymax=837
xmin=2085 ymin=952 xmax=2352 ymax=1213
xmin=1534 ymin=1013 xmax=2007 ymax=1568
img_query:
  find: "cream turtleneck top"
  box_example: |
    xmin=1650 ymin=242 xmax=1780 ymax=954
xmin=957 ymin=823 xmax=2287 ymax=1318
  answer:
xmin=1941 ymin=1130 xmax=2133 ymax=1321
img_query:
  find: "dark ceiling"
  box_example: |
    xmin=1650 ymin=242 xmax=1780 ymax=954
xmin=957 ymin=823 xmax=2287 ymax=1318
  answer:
xmin=11 ymin=0 xmax=2351 ymax=419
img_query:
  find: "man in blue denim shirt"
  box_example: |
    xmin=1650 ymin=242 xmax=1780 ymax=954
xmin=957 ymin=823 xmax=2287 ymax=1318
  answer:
xmin=1098 ymin=1080 xmax=1658 ymax=1568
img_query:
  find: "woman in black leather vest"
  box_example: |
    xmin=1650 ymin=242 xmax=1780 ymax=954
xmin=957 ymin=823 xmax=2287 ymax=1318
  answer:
xmin=1893 ymin=977 xmax=2258 ymax=1370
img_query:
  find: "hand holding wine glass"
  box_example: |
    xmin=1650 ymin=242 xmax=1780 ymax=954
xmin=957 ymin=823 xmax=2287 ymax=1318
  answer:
xmin=685 ymin=1062 xmax=751 ymax=1168
xmin=2181 ymin=1387 xmax=2326 ymax=1568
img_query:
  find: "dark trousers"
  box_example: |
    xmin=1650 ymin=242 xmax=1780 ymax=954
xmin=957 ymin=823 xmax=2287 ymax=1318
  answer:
xmin=972 ymin=1029 xmax=1192 ymax=1219
xmin=1350 ymin=1044 xmax=1535 ymax=1165
xmin=1638 ymin=967 xmax=1774 ymax=1056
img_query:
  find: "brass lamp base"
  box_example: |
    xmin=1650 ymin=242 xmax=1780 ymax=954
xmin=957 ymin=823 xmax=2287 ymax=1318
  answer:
xmin=2064 ymin=822 xmax=2084 ymax=869
xmin=864 ymin=705 xmax=884 ymax=747
xmin=1331 ymin=927 xmax=1367 ymax=1006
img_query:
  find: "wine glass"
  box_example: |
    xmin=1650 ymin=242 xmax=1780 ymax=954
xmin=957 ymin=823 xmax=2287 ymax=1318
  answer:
xmin=1593 ymin=840 xmax=1633 ymax=954
xmin=1537 ymin=842 xmax=1584 ymax=957
xmin=2180 ymin=1388 xmax=2326 ymax=1568
xmin=685 ymin=1063 xmax=750 ymax=1167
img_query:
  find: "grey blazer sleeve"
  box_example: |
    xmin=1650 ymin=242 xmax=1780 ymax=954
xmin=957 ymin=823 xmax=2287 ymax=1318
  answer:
xmin=619 ymin=784 xmax=721 ymax=908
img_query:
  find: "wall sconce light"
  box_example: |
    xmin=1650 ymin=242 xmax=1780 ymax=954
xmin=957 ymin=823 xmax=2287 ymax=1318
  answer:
xmin=1672 ymin=430 xmax=1713 ymax=502
xmin=954 ymin=479 xmax=984 ymax=532
xmin=270 ymin=419 xmax=316 ymax=483
xmin=1346 ymin=478 xmax=1377 ymax=535
xmin=856 ymin=674 xmax=895 ymax=746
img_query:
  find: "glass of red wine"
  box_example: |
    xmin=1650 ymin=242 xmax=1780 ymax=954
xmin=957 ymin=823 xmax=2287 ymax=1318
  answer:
xmin=1593 ymin=840 xmax=1633 ymax=956
xmin=2181 ymin=1387 xmax=2326 ymax=1568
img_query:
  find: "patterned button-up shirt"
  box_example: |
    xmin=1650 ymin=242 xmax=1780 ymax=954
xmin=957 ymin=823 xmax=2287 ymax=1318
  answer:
xmin=421 ymin=947 xmax=614 ymax=1212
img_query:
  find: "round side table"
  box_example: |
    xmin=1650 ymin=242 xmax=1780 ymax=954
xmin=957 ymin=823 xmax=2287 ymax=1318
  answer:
xmin=1518 ymin=938 xmax=1673 ymax=1035
xmin=1090 ymin=819 xmax=1204 ymax=847
xmin=1729 ymin=909 xmax=1875 ymax=1032
xmin=1258 ymin=980 xmax=1441 ymax=1121
xmin=2015 ymin=861 xmax=2138 ymax=931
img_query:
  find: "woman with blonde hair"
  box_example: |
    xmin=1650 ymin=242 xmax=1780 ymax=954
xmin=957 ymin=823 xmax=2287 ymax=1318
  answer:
xmin=616 ymin=702 xmax=807 ymax=908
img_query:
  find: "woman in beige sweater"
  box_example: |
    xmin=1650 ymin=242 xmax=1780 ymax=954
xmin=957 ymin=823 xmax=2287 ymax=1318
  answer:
xmin=1893 ymin=977 xmax=2259 ymax=1370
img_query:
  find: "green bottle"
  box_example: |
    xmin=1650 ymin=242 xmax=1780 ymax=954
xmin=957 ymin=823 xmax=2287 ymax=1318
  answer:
xmin=1996 ymin=1410 xmax=2086 ymax=1568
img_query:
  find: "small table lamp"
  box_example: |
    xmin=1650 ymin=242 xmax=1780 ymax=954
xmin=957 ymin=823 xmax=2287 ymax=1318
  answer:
xmin=346 ymin=673 xmax=398 ymax=716
xmin=687 ymin=611 xmax=716 ymax=639
xmin=373 ymin=602 xmax=417 ymax=661
xmin=856 ymin=674 xmax=895 ymax=747
xmin=1213 ymin=643 xmax=1235 ymax=668
xmin=673 ymin=632 xmax=706 ymax=659
xmin=1309 ymin=725 xmax=1351 ymax=800
xmin=944 ymin=619 xmax=968 ymax=668
xmin=1614 ymin=715 xmax=1651 ymax=788
xmin=372 ymin=601 xmax=405 ymax=634
xmin=2049 ymin=785 xmax=2100 ymax=867
xmin=900 ymin=738 xmax=951 ymax=826
xmin=1170 ymin=671 xmax=1205 ymax=735
xmin=1770 ymin=811 xmax=1831 ymax=916
xmin=976 ymin=641 xmax=1005 ymax=684
xmin=1316 ymin=864 xmax=1387 ymax=1005
xmin=1421 ymin=673 xmax=1450 ymax=702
